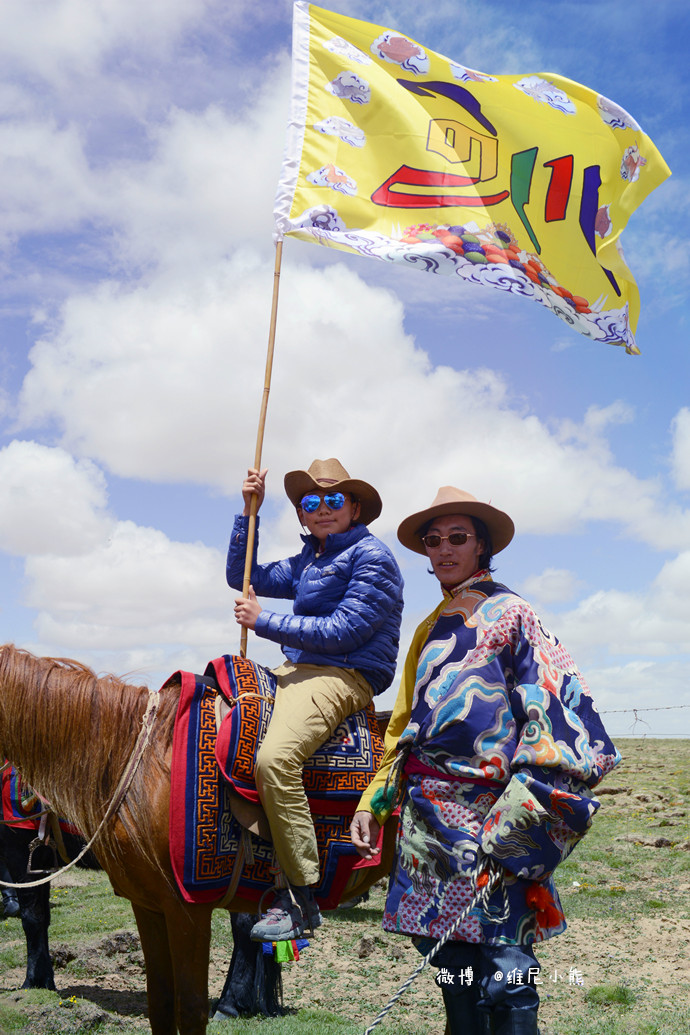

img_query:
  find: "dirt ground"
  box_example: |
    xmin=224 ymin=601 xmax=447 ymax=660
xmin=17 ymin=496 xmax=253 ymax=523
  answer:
xmin=2 ymin=870 xmax=689 ymax=1035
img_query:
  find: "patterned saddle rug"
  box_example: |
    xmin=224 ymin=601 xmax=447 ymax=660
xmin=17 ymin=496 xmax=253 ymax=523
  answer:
xmin=169 ymin=655 xmax=385 ymax=907
xmin=1 ymin=764 xmax=80 ymax=836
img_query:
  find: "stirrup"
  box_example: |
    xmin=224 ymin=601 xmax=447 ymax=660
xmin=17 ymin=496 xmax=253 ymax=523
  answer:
xmin=27 ymin=836 xmax=59 ymax=874
xmin=256 ymin=883 xmax=320 ymax=938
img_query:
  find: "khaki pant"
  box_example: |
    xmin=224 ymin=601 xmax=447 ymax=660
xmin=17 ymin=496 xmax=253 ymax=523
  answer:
xmin=255 ymin=662 xmax=374 ymax=886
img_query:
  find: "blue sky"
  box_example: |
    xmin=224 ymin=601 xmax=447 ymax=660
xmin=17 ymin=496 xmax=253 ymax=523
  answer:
xmin=0 ymin=0 xmax=688 ymax=738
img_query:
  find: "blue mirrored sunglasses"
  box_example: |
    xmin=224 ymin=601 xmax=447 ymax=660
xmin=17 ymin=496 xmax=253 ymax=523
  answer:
xmin=300 ymin=492 xmax=347 ymax=513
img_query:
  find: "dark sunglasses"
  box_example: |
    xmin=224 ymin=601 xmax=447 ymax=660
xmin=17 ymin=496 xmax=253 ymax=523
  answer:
xmin=300 ymin=492 xmax=347 ymax=513
xmin=422 ymin=532 xmax=476 ymax=549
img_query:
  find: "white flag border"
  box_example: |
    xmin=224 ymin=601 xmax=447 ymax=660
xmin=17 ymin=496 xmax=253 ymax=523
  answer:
xmin=273 ymin=1 xmax=311 ymax=243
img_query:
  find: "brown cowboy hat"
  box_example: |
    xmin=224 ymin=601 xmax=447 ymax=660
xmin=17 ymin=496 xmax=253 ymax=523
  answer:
xmin=284 ymin=458 xmax=382 ymax=526
xmin=397 ymin=486 xmax=515 ymax=556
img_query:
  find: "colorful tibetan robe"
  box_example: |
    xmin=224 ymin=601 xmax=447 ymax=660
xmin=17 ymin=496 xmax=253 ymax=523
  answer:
xmin=358 ymin=570 xmax=620 ymax=946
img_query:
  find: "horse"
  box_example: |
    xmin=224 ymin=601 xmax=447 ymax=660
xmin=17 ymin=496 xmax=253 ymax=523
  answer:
xmin=0 ymin=644 xmax=395 ymax=1034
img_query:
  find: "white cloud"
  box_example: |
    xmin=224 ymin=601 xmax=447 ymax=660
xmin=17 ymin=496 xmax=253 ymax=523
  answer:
xmin=14 ymin=255 xmax=690 ymax=555
xmin=0 ymin=1 xmax=218 ymax=82
xmin=0 ymin=119 xmax=101 ymax=245
xmin=100 ymin=87 xmax=291 ymax=271
xmin=671 ymin=407 xmax=690 ymax=490
xmin=21 ymin=516 xmax=287 ymax=682
xmin=16 ymin=255 xmax=279 ymax=488
xmin=3 ymin=0 xmax=683 ymax=568
xmin=541 ymin=550 xmax=690 ymax=662
xmin=0 ymin=5 xmax=291 ymax=261
xmin=0 ymin=440 xmax=113 ymax=556
xmin=518 ymin=567 xmax=582 ymax=605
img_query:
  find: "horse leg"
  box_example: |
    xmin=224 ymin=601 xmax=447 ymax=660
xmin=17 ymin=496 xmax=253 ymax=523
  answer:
xmin=133 ymin=901 xmax=212 ymax=1035
xmin=166 ymin=903 xmax=213 ymax=1035
xmin=213 ymin=912 xmax=282 ymax=1019
xmin=132 ymin=902 xmax=177 ymax=1035
xmin=4 ymin=828 xmax=55 ymax=990
xmin=19 ymin=881 xmax=55 ymax=990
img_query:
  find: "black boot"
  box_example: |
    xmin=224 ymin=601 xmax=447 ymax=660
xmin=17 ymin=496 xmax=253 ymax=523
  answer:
xmin=442 ymin=987 xmax=493 ymax=1035
xmin=492 ymin=1006 xmax=540 ymax=1034
xmin=1 ymin=886 xmax=21 ymax=918
xmin=0 ymin=855 xmax=21 ymax=918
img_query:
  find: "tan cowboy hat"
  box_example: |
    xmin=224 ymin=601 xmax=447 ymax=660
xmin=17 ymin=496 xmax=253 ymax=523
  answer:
xmin=397 ymin=486 xmax=515 ymax=556
xmin=284 ymin=458 xmax=382 ymax=526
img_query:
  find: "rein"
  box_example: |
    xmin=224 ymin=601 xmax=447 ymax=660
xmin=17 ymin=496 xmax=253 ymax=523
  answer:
xmin=0 ymin=807 xmax=52 ymax=826
xmin=0 ymin=687 xmax=160 ymax=890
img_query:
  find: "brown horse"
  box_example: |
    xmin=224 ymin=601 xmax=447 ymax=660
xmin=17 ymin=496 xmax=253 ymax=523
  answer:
xmin=0 ymin=644 xmax=395 ymax=1035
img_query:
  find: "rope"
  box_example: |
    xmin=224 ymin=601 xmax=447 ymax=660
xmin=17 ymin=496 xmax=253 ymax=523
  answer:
xmin=361 ymin=859 xmax=507 ymax=1035
xmin=0 ymin=688 xmax=160 ymax=890
xmin=0 ymin=807 xmax=52 ymax=826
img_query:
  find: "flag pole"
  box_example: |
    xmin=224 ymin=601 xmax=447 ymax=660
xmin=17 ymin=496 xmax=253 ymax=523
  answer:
xmin=240 ymin=238 xmax=283 ymax=657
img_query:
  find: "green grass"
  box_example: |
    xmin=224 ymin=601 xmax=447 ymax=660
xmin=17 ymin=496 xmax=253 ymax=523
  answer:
xmin=48 ymin=880 xmax=137 ymax=939
xmin=585 ymin=982 xmax=636 ymax=1006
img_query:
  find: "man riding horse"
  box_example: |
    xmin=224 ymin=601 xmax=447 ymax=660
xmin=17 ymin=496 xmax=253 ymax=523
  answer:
xmin=227 ymin=458 xmax=403 ymax=941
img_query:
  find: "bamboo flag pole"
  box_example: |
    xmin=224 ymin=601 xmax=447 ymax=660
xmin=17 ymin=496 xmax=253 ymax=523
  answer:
xmin=240 ymin=238 xmax=283 ymax=657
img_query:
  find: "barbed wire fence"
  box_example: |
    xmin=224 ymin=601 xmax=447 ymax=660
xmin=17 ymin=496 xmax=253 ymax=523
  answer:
xmin=599 ymin=703 xmax=690 ymax=738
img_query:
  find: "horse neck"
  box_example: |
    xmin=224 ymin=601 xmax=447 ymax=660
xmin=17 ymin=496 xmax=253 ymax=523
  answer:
xmin=0 ymin=646 xmax=151 ymax=830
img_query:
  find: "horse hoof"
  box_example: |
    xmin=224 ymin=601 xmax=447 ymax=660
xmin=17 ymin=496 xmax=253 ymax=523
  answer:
xmin=2 ymin=899 xmax=21 ymax=918
xmin=210 ymin=1001 xmax=240 ymax=1020
xmin=21 ymin=978 xmax=57 ymax=991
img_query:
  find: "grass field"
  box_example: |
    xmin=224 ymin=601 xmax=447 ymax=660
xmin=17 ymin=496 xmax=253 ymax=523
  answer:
xmin=1 ymin=738 xmax=689 ymax=1035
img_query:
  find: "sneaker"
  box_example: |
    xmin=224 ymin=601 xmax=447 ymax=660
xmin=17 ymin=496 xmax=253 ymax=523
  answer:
xmin=250 ymin=887 xmax=322 ymax=942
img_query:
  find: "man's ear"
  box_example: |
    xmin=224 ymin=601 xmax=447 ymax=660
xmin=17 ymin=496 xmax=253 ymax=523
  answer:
xmin=352 ymin=500 xmax=361 ymax=521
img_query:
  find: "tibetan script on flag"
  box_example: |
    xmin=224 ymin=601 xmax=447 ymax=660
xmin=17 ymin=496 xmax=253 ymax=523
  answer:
xmin=274 ymin=3 xmax=670 ymax=354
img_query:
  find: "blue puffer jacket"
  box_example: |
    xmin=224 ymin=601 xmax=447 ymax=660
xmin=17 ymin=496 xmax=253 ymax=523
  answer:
xmin=226 ymin=515 xmax=404 ymax=694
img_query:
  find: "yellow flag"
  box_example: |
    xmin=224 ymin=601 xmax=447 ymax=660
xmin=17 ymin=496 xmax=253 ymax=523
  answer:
xmin=274 ymin=3 xmax=670 ymax=354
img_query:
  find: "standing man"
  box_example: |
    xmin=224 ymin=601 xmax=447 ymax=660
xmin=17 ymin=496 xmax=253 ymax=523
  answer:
xmin=352 ymin=486 xmax=619 ymax=1035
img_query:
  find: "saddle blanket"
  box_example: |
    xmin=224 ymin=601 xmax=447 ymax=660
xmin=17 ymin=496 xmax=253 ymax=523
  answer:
xmin=1 ymin=764 xmax=79 ymax=835
xmin=169 ymin=655 xmax=385 ymax=907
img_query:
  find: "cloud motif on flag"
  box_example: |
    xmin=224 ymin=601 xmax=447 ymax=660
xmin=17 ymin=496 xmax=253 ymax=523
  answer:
xmin=313 ymin=116 xmax=366 ymax=148
xmin=514 ymin=76 xmax=577 ymax=115
xmin=293 ymin=204 xmax=346 ymax=233
xmin=323 ymin=35 xmax=371 ymax=65
xmin=450 ymin=64 xmax=498 ymax=84
xmin=597 ymin=96 xmax=641 ymax=131
xmin=595 ymin=205 xmax=613 ymax=239
xmin=370 ymin=31 xmax=429 ymax=73
xmin=306 ymin=164 xmax=357 ymax=195
xmin=620 ymin=145 xmax=647 ymax=182
xmin=325 ymin=70 xmax=371 ymax=105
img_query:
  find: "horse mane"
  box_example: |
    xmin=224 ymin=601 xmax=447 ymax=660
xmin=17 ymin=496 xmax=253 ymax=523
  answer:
xmin=0 ymin=644 xmax=180 ymax=870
